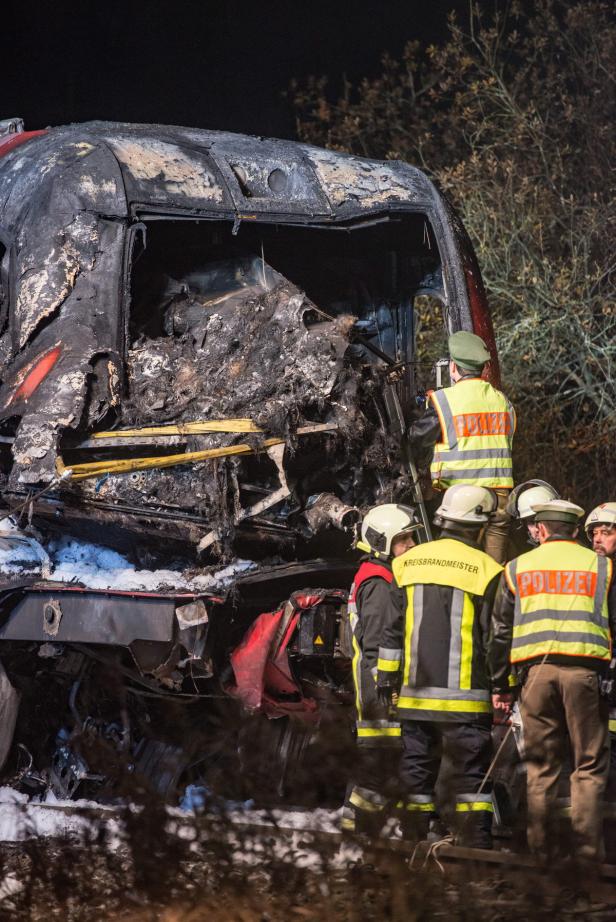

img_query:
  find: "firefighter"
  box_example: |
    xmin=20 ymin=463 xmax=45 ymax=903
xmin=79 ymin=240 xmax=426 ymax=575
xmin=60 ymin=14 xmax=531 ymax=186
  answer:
xmin=408 ymin=330 xmax=515 ymax=564
xmin=586 ymin=503 xmax=616 ymax=560
xmin=489 ymin=499 xmax=616 ymax=861
xmin=585 ymin=503 xmax=616 ymax=859
xmin=341 ymin=503 xmax=422 ymax=835
xmin=506 ymin=480 xmax=560 ymax=547
xmin=376 ymin=485 xmax=503 ymax=848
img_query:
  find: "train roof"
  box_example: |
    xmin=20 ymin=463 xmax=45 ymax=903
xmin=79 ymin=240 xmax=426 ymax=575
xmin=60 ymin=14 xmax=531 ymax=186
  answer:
xmin=0 ymin=120 xmax=439 ymax=230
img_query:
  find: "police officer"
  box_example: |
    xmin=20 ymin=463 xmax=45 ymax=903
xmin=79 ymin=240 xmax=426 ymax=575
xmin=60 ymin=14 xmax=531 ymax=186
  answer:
xmin=376 ymin=485 xmax=503 ymax=847
xmin=341 ymin=503 xmax=421 ymax=835
xmin=585 ymin=503 xmax=616 ymax=859
xmin=506 ymin=480 xmax=560 ymax=548
xmin=408 ymin=331 xmax=515 ymax=564
xmin=489 ymin=499 xmax=616 ymax=860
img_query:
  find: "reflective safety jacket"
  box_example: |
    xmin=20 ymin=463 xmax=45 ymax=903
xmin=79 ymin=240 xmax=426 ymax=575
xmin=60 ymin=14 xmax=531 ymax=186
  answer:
xmin=377 ymin=537 xmax=503 ymax=723
xmin=488 ymin=538 xmax=616 ymax=693
xmin=506 ymin=541 xmax=611 ymax=663
xmin=428 ymin=378 xmax=515 ymax=490
xmin=348 ymin=559 xmax=401 ymax=747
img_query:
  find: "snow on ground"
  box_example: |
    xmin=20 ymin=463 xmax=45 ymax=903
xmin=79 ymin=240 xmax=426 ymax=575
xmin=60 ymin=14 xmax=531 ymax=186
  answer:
xmin=47 ymin=537 xmax=257 ymax=592
xmin=0 ymin=788 xmax=361 ymax=870
xmin=227 ymin=805 xmax=342 ymax=835
xmin=0 ymin=519 xmax=51 ymax=578
xmin=0 ymin=786 xmax=119 ymax=843
xmin=0 ymin=523 xmax=257 ymax=592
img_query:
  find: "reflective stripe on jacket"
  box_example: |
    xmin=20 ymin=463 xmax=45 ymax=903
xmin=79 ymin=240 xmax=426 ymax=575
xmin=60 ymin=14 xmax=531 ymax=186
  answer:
xmin=378 ymin=538 xmax=503 ymax=722
xmin=429 ymin=378 xmax=515 ymax=489
xmin=348 ymin=560 xmax=401 ymax=746
xmin=505 ymin=541 xmax=612 ymax=664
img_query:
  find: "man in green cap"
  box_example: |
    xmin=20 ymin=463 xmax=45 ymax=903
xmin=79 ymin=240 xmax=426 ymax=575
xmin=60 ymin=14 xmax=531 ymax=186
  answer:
xmin=488 ymin=498 xmax=616 ymax=860
xmin=408 ymin=330 xmax=515 ymax=563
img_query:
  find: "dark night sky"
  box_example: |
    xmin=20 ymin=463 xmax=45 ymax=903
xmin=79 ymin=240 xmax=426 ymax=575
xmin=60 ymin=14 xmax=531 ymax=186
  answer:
xmin=4 ymin=0 xmax=468 ymax=139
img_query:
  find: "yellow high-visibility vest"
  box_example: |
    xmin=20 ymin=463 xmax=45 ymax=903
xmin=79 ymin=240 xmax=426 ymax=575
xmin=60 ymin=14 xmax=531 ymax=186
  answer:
xmin=383 ymin=539 xmax=503 ymax=722
xmin=505 ymin=541 xmax=612 ymax=664
xmin=393 ymin=538 xmax=503 ymax=597
xmin=429 ymin=378 xmax=515 ymax=489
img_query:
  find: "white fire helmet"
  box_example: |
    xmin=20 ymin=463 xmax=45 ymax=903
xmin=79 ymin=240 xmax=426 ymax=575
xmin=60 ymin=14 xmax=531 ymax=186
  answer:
xmin=506 ymin=480 xmax=559 ymax=521
xmin=357 ymin=504 xmax=421 ymax=558
xmin=435 ymin=485 xmax=497 ymax=526
xmin=585 ymin=502 xmax=616 ymax=540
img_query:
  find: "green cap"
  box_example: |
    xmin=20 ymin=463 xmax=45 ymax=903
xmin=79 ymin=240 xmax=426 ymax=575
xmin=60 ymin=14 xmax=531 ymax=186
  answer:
xmin=448 ymin=331 xmax=491 ymax=371
xmin=532 ymin=499 xmax=584 ymax=525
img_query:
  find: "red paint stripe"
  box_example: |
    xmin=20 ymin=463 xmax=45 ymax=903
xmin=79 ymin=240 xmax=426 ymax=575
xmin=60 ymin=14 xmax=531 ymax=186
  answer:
xmin=0 ymin=130 xmax=47 ymax=159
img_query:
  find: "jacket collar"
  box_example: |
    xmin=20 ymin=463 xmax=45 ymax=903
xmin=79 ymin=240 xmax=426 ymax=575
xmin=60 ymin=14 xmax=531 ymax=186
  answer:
xmin=362 ymin=554 xmax=393 ymax=572
xmin=436 ymin=533 xmax=481 ymax=551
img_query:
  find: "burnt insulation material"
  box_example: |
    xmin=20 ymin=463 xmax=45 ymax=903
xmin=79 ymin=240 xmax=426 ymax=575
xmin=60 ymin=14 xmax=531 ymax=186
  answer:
xmin=124 ymin=274 xmax=355 ymax=433
xmin=57 ymin=267 xmax=397 ymax=560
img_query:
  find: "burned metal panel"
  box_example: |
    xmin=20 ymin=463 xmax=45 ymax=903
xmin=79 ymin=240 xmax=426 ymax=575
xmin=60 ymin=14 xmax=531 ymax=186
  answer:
xmin=0 ymin=131 xmax=129 ymax=485
xmin=0 ymin=590 xmax=176 ymax=645
xmin=0 ymin=133 xmax=127 ymax=231
xmin=206 ymin=135 xmax=332 ymax=217
xmin=299 ymin=145 xmax=434 ymax=218
xmin=13 ymin=211 xmax=100 ymax=350
xmin=105 ymin=134 xmax=229 ymax=213
xmin=0 ymin=137 xmax=127 ymax=351
xmin=0 ymin=217 xmax=125 ymax=484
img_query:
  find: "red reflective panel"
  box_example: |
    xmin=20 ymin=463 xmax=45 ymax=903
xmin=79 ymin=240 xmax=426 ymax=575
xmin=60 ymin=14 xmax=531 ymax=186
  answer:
xmin=453 ymin=412 xmax=513 ymax=438
xmin=11 ymin=345 xmax=62 ymax=403
xmin=517 ymin=570 xmax=597 ymax=598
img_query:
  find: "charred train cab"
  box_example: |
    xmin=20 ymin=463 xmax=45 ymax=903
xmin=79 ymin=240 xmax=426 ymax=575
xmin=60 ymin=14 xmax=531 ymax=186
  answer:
xmin=0 ymin=117 xmax=500 ymax=802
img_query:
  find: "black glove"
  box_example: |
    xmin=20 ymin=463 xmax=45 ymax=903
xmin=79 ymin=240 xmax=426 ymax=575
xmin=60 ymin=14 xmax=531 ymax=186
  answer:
xmin=377 ymin=685 xmax=394 ymax=708
xmin=600 ymin=658 xmax=616 ymax=705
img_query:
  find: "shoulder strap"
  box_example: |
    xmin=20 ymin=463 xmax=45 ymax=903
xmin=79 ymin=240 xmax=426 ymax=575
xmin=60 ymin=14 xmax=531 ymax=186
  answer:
xmin=355 ymin=561 xmax=393 ymax=587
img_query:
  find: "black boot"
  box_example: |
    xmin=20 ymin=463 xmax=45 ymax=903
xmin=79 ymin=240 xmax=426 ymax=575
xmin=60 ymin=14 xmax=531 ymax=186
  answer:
xmin=456 ymin=809 xmax=493 ymax=849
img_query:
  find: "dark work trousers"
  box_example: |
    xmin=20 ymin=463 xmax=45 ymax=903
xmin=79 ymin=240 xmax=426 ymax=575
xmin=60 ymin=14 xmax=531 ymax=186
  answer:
xmin=400 ymin=720 xmax=493 ymax=848
xmin=342 ymin=746 xmax=400 ymax=836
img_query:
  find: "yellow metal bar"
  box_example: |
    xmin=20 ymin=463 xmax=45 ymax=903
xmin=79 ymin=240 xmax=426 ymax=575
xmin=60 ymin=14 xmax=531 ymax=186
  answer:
xmin=90 ymin=419 xmax=263 ymax=439
xmin=57 ymin=437 xmax=284 ymax=482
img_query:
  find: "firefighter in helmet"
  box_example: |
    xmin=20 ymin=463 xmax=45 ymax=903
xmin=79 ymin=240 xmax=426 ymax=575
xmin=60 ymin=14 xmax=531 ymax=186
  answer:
xmin=506 ymin=480 xmax=560 ymax=547
xmin=585 ymin=502 xmax=616 ymax=860
xmin=376 ymin=485 xmax=503 ymax=847
xmin=341 ymin=503 xmax=421 ymax=835
xmin=408 ymin=330 xmax=515 ymax=564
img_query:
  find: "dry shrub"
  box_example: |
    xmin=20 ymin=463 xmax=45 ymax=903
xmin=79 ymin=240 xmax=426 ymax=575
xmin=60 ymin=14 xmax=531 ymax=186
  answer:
xmin=292 ymin=0 xmax=616 ymax=508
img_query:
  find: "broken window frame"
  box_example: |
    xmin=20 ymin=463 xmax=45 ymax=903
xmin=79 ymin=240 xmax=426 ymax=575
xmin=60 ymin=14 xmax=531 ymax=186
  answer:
xmin=119 ymin=207 xmax=447 ymax=427
xmin=120 ymin=221 xmax=148 ymax=390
